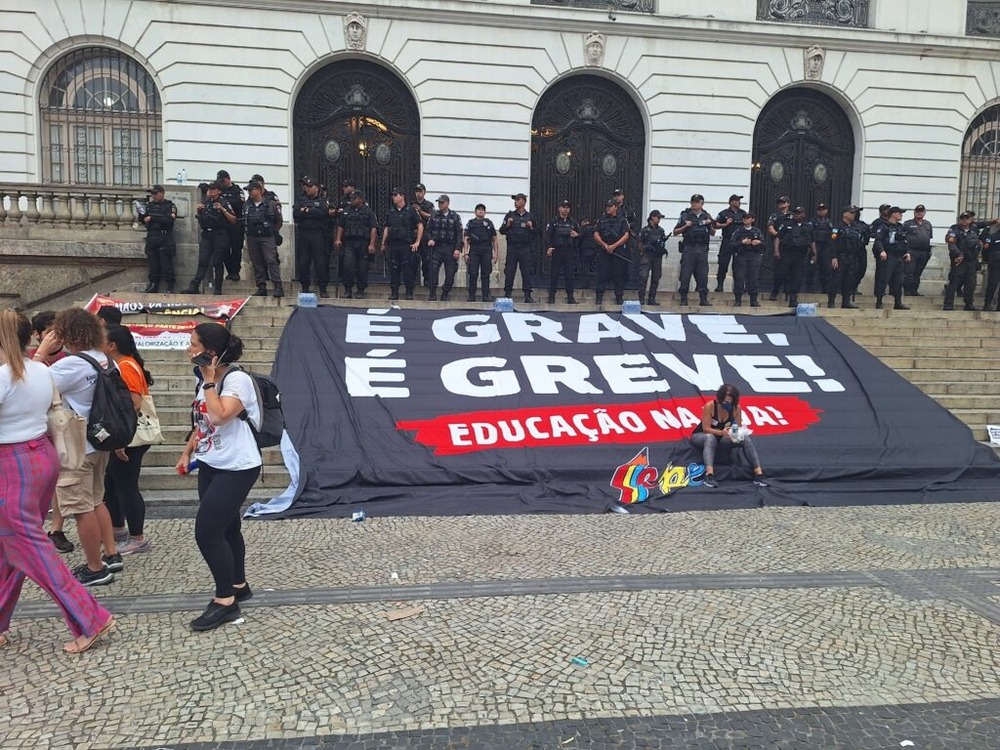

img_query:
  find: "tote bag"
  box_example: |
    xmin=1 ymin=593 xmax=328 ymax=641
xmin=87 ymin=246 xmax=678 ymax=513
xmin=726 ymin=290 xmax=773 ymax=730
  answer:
xmin=46 ymin=380 xmax=86 ymax=471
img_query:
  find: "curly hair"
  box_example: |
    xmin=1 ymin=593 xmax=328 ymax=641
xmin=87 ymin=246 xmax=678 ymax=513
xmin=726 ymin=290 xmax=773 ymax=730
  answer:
xmin=715 ymin=383 xmax=740 ymax=406
xmin=53 ymin=307 xmax=104 ymax=353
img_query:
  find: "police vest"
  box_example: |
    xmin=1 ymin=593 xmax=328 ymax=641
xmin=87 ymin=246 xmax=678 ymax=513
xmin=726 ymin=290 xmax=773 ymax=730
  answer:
xmin=199 ymin=199 xmax=230 ymax=232
xmin=641 ymin=225 xmax=667 ymax=254
xmin=784 ymin=222 xmax=812 ymax=249
xmin=294 ymin=198 xmax=329 ymax=232
xmin=429 ymin=212 xmax=461 ymax=244
xmin=145 ymin=200 xmax=175 ymax=232
xmin=550 ymin=219 xmax=576 ymax=249
xmin=245 ymin=201 xmax=277 ymax=238
xmin=342 ymin=207 xmax=372 ymax=239
xmin=682 ymin=211 xmax=712 ymax=245
xmin=386 ymin=206 xmax=418 ymax=242
xmin=466 ymin=218 xmax=494 ymax=246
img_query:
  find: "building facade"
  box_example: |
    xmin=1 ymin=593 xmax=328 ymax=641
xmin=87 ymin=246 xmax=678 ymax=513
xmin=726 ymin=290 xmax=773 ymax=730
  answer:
xmin=3 ymin=0 xmax=1000 ymax=295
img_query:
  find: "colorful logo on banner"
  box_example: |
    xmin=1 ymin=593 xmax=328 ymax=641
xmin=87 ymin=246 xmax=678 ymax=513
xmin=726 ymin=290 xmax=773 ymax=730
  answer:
xmin=610 ymin=448 xmax=706 ymax=504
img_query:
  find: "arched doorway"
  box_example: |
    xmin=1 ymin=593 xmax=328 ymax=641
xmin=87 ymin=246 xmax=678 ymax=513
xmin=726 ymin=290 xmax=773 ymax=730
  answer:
xmin=959 ymin=105 xmax=1000 ymax=218
xmin=750 ymin=88 xmax=855 ymax=289
xmin=293 ymin=59 xmax=420 ymax=280
xmin=530 ymin=75 xmax=646 ymax=287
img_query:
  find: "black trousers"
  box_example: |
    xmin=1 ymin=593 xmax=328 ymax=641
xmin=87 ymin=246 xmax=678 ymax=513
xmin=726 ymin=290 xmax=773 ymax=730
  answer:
xmin=812 ymin=242 xmax=831 ymax=291
xmin=295 ymin=230 xmax=330 ymax=288
xmin=782 ymin=247 xmax=810 ymax=297
xmin=828 ymin=258 xmax=859 ymax=304
xmin=904 ymin=249 xmax=931 ymax=294
xmin=428 ymin=247 xmax=458 ymax=293
xmin=637 ymin=250 xmax=663 ymax=299
xmin=678 ymin=245 xmax=709 ymax=295
xmin=145 ymin=232 xmax=175 ymax=287
xmin=341 ymin=239 xmax=371 ymax=291
xmin=503 ymin=244 xmax=533 ymax=295
xmin=596 ymin=249 xmax=628 ymax=299
xmin=466 ymin=246 xmax=493 ymax=298
xmin=945 ymin=258 xmax=978 ymax=307
xmin=875 ymin=254 xmax=905 ymax=300
xmin=548 ymin=248 xmax=576 ymax=298
xmin=195 ymin=463 xmax=260 ymax=599
xmin=224 ymin=226 xmax=245 ymax=277
xmin=732 ymin=251 xmax=762 ymax=296
xmin=853 ymin=249 xmax=868 ymax=295
xmin=716 ymin=243 xmax=736 ymax=284
xmin=388 ymin=240 xmax=419 ymax=292
xmin=247 ymin=235 xmax=281 ymax=288
xmin=984 ymin=256 xmax=1000 ymax=308
xmin=104 ymin=444 xmax=150 ymax=537
xmin=192 ymin=230 xmax=229 ymax=291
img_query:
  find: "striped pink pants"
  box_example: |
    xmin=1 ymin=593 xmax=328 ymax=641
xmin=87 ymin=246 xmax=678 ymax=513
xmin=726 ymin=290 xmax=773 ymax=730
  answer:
xmin=0 ymin=437 xmax=111 ymax=638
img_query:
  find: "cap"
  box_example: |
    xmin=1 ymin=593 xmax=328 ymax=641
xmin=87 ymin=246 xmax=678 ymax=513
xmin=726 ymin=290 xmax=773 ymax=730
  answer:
xmin=914 ymin=204 xmax=926 ymax=211
xmin=887 ymin=206 xmax=904 ymax=215
xmin=511 ymin=193 xmax=527 ymax=200
xmin=559 ymin=199 xmax=571 ymax=207
xmin=605 ymin=199 xmax=617 ymax=207
xmin=475 ymin=203 xmax=486 ymax=211
xmin=729 ymin=194 xmax=743 ymax=202
xmin=413 ymin=182 xmax=426 ymax=191
xmin=879 ymin=203 xmax=891 ymax=212
xmin=342 ymin=179 xmax=356 ymax=188
xmin=777 ymin=196 xmax=791 ymax=204
xmin=390 ymin=187 xmax=405 ymax=196
xmin=960 ymin=210 xmax=976 ymax=219
xmin=841 ymin=205 xmax=857 ymax=214
xmin=301 ymin=177 xmax=317 ymax=187
xmin=816 ymin=203 xmax=827 ymax=210
xmin=349 ymin=190 xmax=365 ymax=200
xmin=690 ymin=193 xmax=704 ymax=202
xmin=437 ymin=194 xmax=450 ymax=203
xmin=648 ymin=210 xmax=664 ymax=219
xmin=611 ymin=188 xmax=624 ymax=196
xmin=207 ymin=180 xmax=223 ymax=191
xmin=216 ymin=170 xmax=230 ymax=179
xmin=793 ymin=206 xmax=806 ymax=214
xmin=245 ymin=181 xmax=262 ymax=193
xmin=251 ymin=174 xmax=264 ymax=183
xmin=149 ymin=184 xmax=165 ymax=194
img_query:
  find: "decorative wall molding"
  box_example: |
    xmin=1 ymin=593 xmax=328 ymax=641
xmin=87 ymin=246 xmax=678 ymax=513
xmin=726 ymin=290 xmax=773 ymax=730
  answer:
xmin=531 ymin=0 xmax=655 ymax=14
xmin=967 ymin=2 xmax=1000 ymax=37
xmin=758 ymin=0 xmax=869 ymax=28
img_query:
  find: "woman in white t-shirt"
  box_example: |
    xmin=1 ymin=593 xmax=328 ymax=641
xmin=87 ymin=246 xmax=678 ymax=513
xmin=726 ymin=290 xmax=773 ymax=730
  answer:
xmin=0 ymin=310 xmax=114 ymax=654
xmin=177 ymin=323 xmax=261 ymax=632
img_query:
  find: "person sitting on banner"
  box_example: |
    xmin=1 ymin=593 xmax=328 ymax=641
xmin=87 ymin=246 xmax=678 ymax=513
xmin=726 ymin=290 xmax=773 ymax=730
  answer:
xmin=690 ymin=384 xmax=768 ymax=489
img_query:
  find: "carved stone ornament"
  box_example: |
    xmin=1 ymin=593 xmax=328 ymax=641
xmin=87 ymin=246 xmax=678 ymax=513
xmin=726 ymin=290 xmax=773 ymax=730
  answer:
xmin=804 ymin=46 xmax=825 ymax=80
xmin=584 ymin=31 xmax=606 ymax=67
xmin=344 ymin=12 xmax=367 ymax=51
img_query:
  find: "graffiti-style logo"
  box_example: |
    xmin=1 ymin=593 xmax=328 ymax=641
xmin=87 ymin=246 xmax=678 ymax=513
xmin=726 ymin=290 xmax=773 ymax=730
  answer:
xmin=609 ymin=448 xmax=706 ymax=504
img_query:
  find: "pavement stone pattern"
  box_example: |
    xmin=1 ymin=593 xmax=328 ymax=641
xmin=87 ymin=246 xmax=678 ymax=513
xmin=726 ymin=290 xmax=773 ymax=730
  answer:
xmin=4 ymin=503 xmax=999 ymax=749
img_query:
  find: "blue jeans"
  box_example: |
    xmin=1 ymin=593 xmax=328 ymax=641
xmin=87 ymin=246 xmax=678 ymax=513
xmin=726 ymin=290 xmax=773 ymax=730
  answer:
xmin=690 ymin=432 xmax=761 ymax=471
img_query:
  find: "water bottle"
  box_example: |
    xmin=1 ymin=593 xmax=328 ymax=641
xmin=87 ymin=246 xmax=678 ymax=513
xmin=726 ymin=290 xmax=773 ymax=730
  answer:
xmin=730 ymin=422 xmax=740 ymax=441
xmin=180 ymin=168 xmax=187 ymax=185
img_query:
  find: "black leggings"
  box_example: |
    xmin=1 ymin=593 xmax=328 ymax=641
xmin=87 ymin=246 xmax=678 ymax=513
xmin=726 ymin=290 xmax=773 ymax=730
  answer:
xmin=105 ymin=444 xmax=151 ymax=536
xmin=195 ymin=463 xmax=260 ymax=598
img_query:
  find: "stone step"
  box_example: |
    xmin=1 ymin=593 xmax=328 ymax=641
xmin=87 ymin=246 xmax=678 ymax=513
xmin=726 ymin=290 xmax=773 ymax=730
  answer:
xmin=933 ymin=394 xmax=1000 ymax=409
xmin=143 ymin=442 xmax=283 ymax=463
xmin=913 ymin=380 xmax=1000 ymax=394
xmin=903 ymin=369 xmax=1000 ymax=384
xmin=859 ymin=345 xmax=994 ymax=359
xmin=880 ymin=356 xmax=999 ymax=370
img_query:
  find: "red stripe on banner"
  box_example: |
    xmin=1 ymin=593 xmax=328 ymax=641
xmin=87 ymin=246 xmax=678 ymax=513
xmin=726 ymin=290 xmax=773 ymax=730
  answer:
xmin=397 ymin=397 xmax=822 ymax=456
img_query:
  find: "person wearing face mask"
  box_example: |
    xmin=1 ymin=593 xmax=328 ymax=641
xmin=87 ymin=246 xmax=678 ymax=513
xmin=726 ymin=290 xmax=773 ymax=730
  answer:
xmin=689 ymin=384 xmax=769 ymax=489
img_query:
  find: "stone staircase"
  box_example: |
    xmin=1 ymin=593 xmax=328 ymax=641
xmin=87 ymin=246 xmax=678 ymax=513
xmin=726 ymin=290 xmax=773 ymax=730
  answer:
xmin=117 ymin=275 xmax=998 ymax=506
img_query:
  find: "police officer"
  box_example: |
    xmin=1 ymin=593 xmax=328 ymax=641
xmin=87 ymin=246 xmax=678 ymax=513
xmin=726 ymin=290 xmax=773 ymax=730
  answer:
xmin=382 ymin=187 xmax=423 ymax=301
xmin=729 ymin=212 xmax=766 ymax=307
xmin=637 ymin=210 xmax=668 ymax=305
xmin=335 ymin=190 xmax=378 ymax=299
xmin=828 ymin=206 xmax=862 ymax=309
xmin=250 ymin=173 xmax=285 ymax=247
xmin=714 ymin=194 xmax=746 ymax=292
xmin=411 ymin=183 xmax=434 ymax=286
xmin=578 ymin=218 xmax=599 ymax=294
xmin=244 ymin=181 xmax=284 ymax=298
xmin=766 ymin=196 xmax=793 ymax=300
xmin=425 ymin=194 xmax=463 ymax=301
xmin=500 ymin=193 xmax=538 ymax=303
xmin=850 ymin=206 xmax=872 ymax=299
xmin=545 ymin=200 xmax=581 ymax=304
xmin=216 ymin=170 xmax=245 ymax=282
xmin=594 ymin=199 xmax=632 ymax=305
xmin=463 ymin=203 xmax=498 ymax=302
xmin=673 ymin=193 xmax=715 ymax=306
xmin=903 ymin=204 xmax=933 ymax=296
xmin=141 ymin=185 xmax=177 ymax=293
xmin=182 ymin=181 xmax=237 ymax=294
xmin=292 ymin=177 xmax=333 ymax=297
xmin=981 ymin=223 xmax=1000 ymax=310
xmin=872 ymin=207 xmax=911 ymax=310
xmin=809 ymin=203 xmax=832 ymax=293
xmin=944 ymin=211 xmax=986 ymax=311
xmin=775 ymin=206 xmax=816 ymax=308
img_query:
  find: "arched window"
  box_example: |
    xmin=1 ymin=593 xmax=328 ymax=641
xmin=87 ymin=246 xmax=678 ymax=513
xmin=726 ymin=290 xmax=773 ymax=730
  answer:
xmin=40 ymin=47 xmax=162 ymax=186
xmin=960 ymin=105 xmax=1000 ymax=218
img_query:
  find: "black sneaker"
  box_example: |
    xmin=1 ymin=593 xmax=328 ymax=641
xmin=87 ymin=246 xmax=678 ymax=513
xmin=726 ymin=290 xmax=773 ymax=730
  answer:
xmin=48 ymin=530 xmax=74 ymax=554
xmin=234 ymin=584 xmax=253 ymax=603
xmin=753 ymin=475 xmax=770 ymax=487
xmin=74 ymin=563 xmax=114 ymax=587
xmin=703 ymin=475 xmax=719 ymax=488
xmin=103 ymin=553 xmax=125 ymax=573
xmin=190 ymin=601 xmax=241 ymax=632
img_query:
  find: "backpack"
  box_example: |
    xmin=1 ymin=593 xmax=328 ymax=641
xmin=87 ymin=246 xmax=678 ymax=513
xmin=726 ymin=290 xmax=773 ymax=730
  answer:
xmin=219 ymin=367 xmax=284 ymax=449
xmin=74 ymin=353 xmax=139 ymax=451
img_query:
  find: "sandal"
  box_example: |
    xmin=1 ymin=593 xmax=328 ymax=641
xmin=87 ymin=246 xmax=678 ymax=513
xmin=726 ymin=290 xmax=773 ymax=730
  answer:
xmin=0 ymin=633 xmax=8 ymax=649
xmin=63 ymin=616 xmax=116 ymax=654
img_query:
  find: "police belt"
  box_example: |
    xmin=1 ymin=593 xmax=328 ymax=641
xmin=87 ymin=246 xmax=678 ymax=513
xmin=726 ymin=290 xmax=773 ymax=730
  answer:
xmin=148 ymin=229 xmax=170 ymax=235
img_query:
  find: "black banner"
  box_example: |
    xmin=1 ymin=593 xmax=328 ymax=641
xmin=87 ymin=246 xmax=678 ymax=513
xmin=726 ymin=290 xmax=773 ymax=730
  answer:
xmin=271 ymin=307 xmax=1000 ymax=517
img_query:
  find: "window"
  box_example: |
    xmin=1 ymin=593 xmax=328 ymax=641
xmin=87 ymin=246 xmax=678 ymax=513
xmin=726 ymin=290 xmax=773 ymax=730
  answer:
xmin=960 ymin=106 xmax=1000 ymax=218
xmin=40 ymin=47 xmax=162 ymax=186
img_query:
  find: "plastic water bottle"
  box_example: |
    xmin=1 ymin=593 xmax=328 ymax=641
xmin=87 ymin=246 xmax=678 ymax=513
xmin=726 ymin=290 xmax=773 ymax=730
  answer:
xmin=730 ymin=422 xmax=740 ymax=441
xmin=180 ymin=168 xmax=187 ymax=185
xmin=298 ymin=292 xmax=318 ymax=308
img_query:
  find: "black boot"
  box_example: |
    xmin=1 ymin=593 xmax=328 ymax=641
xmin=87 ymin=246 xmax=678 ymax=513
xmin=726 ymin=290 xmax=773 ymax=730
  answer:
xmin=679 ymin=293 xmax=688 ymax=307
xmin=595 ymin=293 xmax=604 ymax=305
xmin=301 ymin=284 xmax=311 ymax=294
xmin=482 ymin=288 xmax=492 ymax=302
xmin=964 ymin=303 xmax=979 ymax=311
xmin=524 ymin=293 xmax=535 ymax=303
xmin=143 ymin=282 xmax=158 ymax=293
xmin=429 ymin=288 xmax=437 ymax=301
xmin=405 ymin=289 xmax=414 ymax=300
xmin=875 ymin=297 xmax=883 ymax=309
xmin=699 ymin=293 xmax=712 ymax=307
xmin=638 ymin=294 xmax=646 ymax=305
xmin=390 ymin=287 xmax=399 ymax=301
xmin=734 ymin=295 xmax=742 ymax=308
xmin=614 ymin=295 xmax=624 ymax=305
xmin=828 ymin=296 xmax=836 ymax=308
xmin=319 ymin=286 xmax=330 ymax=299
xmin=467 ymin=291 xmax=476 ymax=302
xmin=272 ymin=281 xmax=284 ymax=298
xmin=566 ymin=297 xmax=578 ymax=304
xmin=181 ymin=282 xmax=200 ymax=295
xmin=768 ymin=291 xmax=779 ymax=301
xmin=842 ymin=300 xmax=859 ymax=309
xmin=714 ymin=281 xmax=725 ymax=293
xmin=749 ymin=294 xmax=760 ymax=308
xmin=645 ymin=297 xmax=658 ymax=306
xmin=253 ymin=285 xmax=267 ymax=297
xmin=344 ymin=288 xmax=353 ymax=299
xmin=893 ymin=298 xmax=909 ymax=310
xmin=787 ymin=295 xmax=798 ymax=308
xmin=440 ymin=291 xmax=450 ymax=302
xmin=548 ymin=293 xmax=556 ymax=304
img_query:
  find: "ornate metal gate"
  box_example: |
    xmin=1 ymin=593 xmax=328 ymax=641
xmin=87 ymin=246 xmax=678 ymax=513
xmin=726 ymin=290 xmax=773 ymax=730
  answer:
xmin=530 ymin=75 xmax=645 ymax=288
xmin=750 ymin=88 xmax=855 ymax=290
xmin=293 ymin=60 xmax=420 ymax=280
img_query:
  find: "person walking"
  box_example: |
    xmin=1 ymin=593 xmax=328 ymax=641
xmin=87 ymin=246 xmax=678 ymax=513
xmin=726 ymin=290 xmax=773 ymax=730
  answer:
xmin=176 ymin=324 xmax=261 ymax=631
xmin=0 ymin=310 xmax=115 ymax=654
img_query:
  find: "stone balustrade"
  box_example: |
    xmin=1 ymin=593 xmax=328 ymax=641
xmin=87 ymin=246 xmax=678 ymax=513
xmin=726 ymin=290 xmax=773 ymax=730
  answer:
xmin=0 ymin=183 xmax=148 ymax=231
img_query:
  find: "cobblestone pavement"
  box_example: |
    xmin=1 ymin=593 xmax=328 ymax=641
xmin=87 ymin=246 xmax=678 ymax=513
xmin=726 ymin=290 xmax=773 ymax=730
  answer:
xmin=4 ymin=503 xmax=1000 ymax=749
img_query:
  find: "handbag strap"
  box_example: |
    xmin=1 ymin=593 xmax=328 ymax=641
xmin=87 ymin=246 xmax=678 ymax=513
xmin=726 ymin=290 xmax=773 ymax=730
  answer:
xmin=50 ymin=373 xmax=62 ymax=409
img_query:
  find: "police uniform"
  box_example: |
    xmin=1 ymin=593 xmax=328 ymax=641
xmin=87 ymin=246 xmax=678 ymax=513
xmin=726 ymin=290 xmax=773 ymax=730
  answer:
xmin=775 ymin=211 xmax=815 ymax=307
xmin=729 ymin=223 xmax=766 ymax=307
xmin=545 ymin=206 xmax=581 ymax=304
xmin=981 ymin=225 xmax=1000 ymax=310
xmin=872 ymin=214 xmax=910 ymax=309
xmin=828 ymin=212 xmax=863 ymax=309
xmin=714 ymin=198 xmax=746 ymax=291
xmin=183 ymin=188 xmax=234 ymax=294
xmin=809 ymin=206 xmax=833 ymax=293
xmin=216 ymin=172 xmax=245 ymax=281
xmin=142 ymin=188 xmax=177 ymax=292
xmin=465 ymin=214 xmax=497 ymax=302
xmin=944 ymin=216 xmax=984 ymax=311
xmin=594 ymin=205 xmax=631 ymax=305
xmin=337 ymin=194 xmax=379 ymax=298
xmin=411 ymin=185 xmax=434 ymax=286
xmin=426 ymin=200 xmax=463 ymax=300
xmin=766 ymin=203 xmax=792 ymax=299
xmin=245 ymin=189 xmax=284 ymax=298
xmin=867 ymin=208 xmax=890 ymax=296
xmin=902 ymin=209 xmax=933 ymax=295
xmin=674 ymin=197 xmax=715 ymax=306
xmin=292 ymin=182 xmax=332 ymax=295
xmin=500 ymin=196 xmax=538 ymax=302
xmin=850 ymin=213 xmax=872 ymax=297
xmin=384 ymin=200 xmax=422 ymax=299
xmin=637 ymin=214 xmax=668 ymax=305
